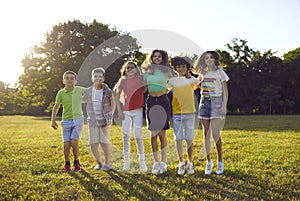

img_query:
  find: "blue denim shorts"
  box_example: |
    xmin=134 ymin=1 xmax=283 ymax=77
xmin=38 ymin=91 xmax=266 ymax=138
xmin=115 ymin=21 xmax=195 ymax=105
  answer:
xmin=173 ymin=113 xmax=195 ymax=140
xmin=61 ymin=118 xmax=84 ymax=142
xmin=198 ymin=96 xmax=224 ymax=120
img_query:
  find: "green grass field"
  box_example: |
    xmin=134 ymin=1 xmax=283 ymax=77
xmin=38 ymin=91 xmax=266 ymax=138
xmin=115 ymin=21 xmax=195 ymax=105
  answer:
xmin=0 ymin=115 xmax=299 ymax=201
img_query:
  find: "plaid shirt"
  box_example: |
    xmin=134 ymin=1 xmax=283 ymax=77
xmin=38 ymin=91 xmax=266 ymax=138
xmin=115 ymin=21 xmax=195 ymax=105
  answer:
xmin=83 ymin=86 xmax=115 ymax=127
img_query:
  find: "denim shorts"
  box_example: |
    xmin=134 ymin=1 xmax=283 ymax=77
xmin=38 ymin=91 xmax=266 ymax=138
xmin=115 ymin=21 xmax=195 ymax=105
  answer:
xmin=198 ymin=96 xmax=224 ymax=120
xmin=61 ymin=118 xmax=84 ymax=142
xmin=146 ymin=94 xmax=171 ymax=130
xmin=173 ymin=113 xmax=195 ymax=140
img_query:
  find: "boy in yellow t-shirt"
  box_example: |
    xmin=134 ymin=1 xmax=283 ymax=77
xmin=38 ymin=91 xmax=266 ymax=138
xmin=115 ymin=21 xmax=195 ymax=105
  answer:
xmin=168 ymin=56 xmax=200 ymax=175
xmin=51 ymin=70 xmax=87 ymax=173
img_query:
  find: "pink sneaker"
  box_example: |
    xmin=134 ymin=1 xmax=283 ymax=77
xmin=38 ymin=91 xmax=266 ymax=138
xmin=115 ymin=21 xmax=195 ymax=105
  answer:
xmin=62 ymin=164 xmax=71 ymax=173
xmin=73 ymin=161 xmax=81 ymax=172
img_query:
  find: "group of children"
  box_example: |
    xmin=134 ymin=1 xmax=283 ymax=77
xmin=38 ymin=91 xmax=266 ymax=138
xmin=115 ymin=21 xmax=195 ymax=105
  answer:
xmin=51 ymin=50 xmax=229 ymax=176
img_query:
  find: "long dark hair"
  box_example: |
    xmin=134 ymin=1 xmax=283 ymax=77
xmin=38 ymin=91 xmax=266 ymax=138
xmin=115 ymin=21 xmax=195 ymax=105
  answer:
xmin=193 ymin=51 xmax=220 ymax=74
xmin=141 ymin=49 xmax=170 ymax=73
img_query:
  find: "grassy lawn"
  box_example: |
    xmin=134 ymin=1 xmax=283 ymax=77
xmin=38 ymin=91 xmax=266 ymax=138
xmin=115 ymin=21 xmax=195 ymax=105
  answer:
xmin=0 ymin=115 xmax=299 ymax=201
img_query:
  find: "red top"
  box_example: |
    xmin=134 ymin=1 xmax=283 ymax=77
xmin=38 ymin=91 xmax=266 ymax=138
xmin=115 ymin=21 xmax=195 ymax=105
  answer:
xmin=118 ymin=75 xmax=145 ymax=111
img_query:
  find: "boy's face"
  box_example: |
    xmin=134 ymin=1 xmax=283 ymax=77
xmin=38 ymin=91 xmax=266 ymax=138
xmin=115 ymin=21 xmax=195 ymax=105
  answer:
xmin=92 ymin=72 xmax=105 ymax=85
xmin=175 ymin=64 xmax=188 ymax=76
xmin=63 ymin=73 xmax=77 ymax=87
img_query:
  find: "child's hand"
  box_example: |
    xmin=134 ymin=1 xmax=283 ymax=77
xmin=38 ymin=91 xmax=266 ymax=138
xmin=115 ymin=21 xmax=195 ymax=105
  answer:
xmin=102 ymin=83 xmax=109 ymax=89
xmin=185 ymin=72 xmax=192 ymax=78
xmin=51 ymin=121 xmax=58 ymax=129
xmin=221 ymin=106 xmax=227 ymax=114
xmin=118 ymin=112 xmax=124 ymax=120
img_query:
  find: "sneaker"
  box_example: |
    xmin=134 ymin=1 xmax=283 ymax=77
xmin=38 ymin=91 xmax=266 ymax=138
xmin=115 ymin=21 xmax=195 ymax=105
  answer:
xmin=73 ymin=161 xmax=81 ymax=172
xmin=123 ymin=160 xmax=130 ymax=172
xmin=187 ymin=162 xmax=195 ymax=175
xmin=151 ymin=162 xmax=160 ymax=175
xmin=62 ymin=164 xmax=71 ymax=173
xmin=177 ymin=162 xmax=186 ymax=175
xmin=205 ymin=162 xmax=213 ymax=175
xmin=139 ymin=160 xmax=148 ymax=173
xmin=101 ymin=165 xmax=112 ymax=171
xmin=216 ymin=161 xmax=224 ymax=175
xmin=94 ymin=163 xmax=102 ymax=170
xmin=159 ymin=162 xmax=167 ymax=174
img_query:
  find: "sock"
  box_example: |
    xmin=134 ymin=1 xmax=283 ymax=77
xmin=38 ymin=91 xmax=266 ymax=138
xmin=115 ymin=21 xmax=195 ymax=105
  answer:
xmin=65 ymin=161 xmax=71 ymax=166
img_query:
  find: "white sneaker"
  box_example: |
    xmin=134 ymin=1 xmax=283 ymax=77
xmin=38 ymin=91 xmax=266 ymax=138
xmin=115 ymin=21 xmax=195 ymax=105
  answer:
xmin=187 ymin=162 xmax=195 ymax=175
xmin=139 ymin=160 xmax=148 ymax=173
xmin=216 ymin=161 xmax=224 ymax=175
xmin=159 ymin=162 xmax=167 ymax=174
xmin=177 ymin=162 xmax=186 ymax=175
xmin=94 ymin=163 xmax=102 ymax=170
xmin=151 ymin=162 xmax=160 ymax=174
xmin=123 ymin=160 xmax=130 ymax=172
xmin=205 ymin=162 xmax=213 ymax=175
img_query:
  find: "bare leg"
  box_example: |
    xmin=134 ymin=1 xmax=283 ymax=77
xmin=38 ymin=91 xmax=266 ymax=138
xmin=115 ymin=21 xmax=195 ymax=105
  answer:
xmin=211 ymin=119 xmax=223 ymax=162
xmin=151 ymin=131 xmax=159 ymax=162
xmin=91 ymin=143 xmax=102 ymax=164
xmin=176 ymin=140 xmax=184 ymax=162
xmin=186 ymin=140 xmax=194 ymax=163
xmin=63 ymin=141 xmax=71 ymax=162
xmin=159 ymin=130 xmax=167 ymax=163
xmin=101 ymin=143 xmax=111 ymax=166
xmin=70 ymin=139 xmax=79 ymax=161
xmin=202 ymin=119 xmax=211 ymax=162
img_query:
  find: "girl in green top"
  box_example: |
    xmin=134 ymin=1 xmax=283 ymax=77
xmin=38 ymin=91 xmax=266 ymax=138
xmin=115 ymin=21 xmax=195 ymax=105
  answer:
xmin=142 ymin=49 xmax=177 ymax=174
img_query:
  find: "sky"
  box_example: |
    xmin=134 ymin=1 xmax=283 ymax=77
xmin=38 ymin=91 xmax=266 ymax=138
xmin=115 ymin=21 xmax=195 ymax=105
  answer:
xmin=0 ymin=0 xmax=299 ymax=86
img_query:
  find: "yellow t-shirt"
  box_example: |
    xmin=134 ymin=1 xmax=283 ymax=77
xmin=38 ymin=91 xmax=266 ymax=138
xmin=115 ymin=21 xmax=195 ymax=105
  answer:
xmin=167 ymin=76 xmax=200 ymax=114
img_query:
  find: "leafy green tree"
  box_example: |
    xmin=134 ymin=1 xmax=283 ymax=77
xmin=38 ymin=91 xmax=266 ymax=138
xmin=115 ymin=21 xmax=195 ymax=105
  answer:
xmin=0 ymin=81 xmax=6 ymax=110
xmin=18 ymin=19 xmax=139 ymax=115
xmin=282 ymin=47 xmax=300 ymax=113
xmin=221 ymin=39 xmax=282 ymax=114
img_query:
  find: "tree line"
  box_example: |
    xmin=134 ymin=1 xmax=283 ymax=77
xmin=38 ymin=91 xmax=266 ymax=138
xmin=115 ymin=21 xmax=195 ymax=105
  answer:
xmin=1 ymin=19 xmax=299 ymax=115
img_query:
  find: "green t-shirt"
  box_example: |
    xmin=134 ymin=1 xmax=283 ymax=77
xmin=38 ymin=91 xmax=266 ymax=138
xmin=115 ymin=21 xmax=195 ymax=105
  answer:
xmin=144 ymin=69 xmax=168 ymax=92
xmin=55 ymin=86 xmax=87 ymax=120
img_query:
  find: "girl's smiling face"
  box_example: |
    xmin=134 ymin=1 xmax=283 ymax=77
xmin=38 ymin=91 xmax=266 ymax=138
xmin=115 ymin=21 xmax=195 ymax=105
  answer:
xmin=152 ymin=51 xmax=163 ymax=64
xmin=204 ymin=53 xmax=216 ymax=67
xmin=125 ymin=63 xmax=137 ymax=77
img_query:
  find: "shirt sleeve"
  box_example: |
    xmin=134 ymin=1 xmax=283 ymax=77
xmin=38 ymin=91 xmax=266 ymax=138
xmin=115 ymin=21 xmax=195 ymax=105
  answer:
xmin=192 ymin=76 xmax=200 ymax=85
xmin=55 ymin=91 xmax=62 ymax=104
xmin=219 ymin=69 xmax=230 ymax=82
xmin=79 ymin=86 xmax=87 ymax=94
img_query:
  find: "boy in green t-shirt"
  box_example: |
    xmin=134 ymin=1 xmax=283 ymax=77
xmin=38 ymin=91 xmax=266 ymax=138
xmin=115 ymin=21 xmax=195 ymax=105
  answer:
xmin=51 ymin=70 xmax=87 ymax=173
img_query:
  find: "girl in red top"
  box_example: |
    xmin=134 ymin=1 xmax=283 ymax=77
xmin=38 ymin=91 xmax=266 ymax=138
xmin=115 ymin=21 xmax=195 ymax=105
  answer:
xmin=114 ymin=61 xmax=148 ymax=173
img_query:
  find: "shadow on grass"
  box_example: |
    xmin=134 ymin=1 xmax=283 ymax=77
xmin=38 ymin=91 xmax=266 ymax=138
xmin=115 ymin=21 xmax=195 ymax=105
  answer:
xmin=107 ymin=170 xmax=169 ymax=201
xmin=170 ymin=169 xmax=294 ymax=201
xmin=71 ymin=169 xmax=121 ymax=201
